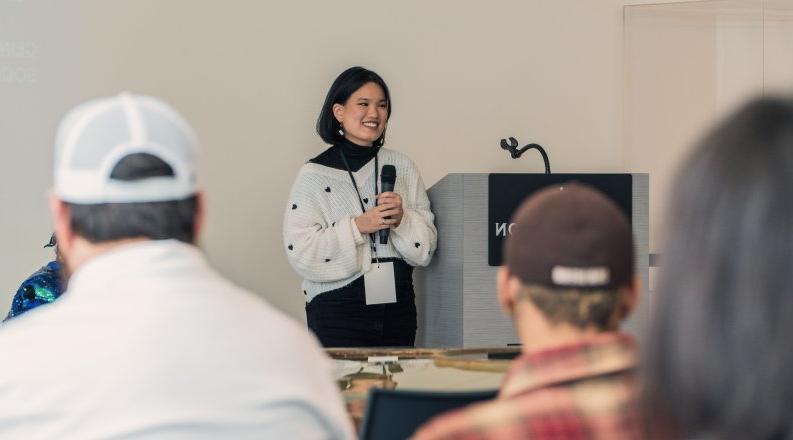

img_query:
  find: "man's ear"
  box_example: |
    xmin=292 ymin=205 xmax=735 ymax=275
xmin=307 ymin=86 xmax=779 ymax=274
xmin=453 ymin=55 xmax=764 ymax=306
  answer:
xmin=49 ymin=195 xmax=73 ymax=256
xmin=625 ymin=276 xmax=641 ymax=315
xmin=497 ymin=266 xmax=516 ymax=317
xmin=193 ymin=191 xmax=206 ymax=242
xmin=615 ymin=276 xmax=641 ymax=323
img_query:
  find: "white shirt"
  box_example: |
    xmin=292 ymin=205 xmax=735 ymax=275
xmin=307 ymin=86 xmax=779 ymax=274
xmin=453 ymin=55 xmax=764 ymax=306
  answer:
xmin=0 ymin=240 xmax=354 ymax=440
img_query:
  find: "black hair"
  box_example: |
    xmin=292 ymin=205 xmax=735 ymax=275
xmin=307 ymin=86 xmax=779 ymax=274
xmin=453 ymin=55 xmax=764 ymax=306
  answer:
xmin=316 ymin=66 xmax=392 ymax=146
xmin=643 ymin=97 xmax=793 ymax=439
xmin=67 ymin=153 xmax=198 ymax=244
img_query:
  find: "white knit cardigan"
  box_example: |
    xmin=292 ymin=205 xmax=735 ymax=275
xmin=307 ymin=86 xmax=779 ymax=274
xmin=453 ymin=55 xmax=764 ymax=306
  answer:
xmin=283 ymin=148 xmax=437 ymax=302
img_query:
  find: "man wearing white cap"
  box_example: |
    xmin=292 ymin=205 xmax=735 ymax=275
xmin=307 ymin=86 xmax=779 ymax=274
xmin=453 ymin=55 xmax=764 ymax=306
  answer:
xmin=0 ymin=93 xmax=354 ymax=439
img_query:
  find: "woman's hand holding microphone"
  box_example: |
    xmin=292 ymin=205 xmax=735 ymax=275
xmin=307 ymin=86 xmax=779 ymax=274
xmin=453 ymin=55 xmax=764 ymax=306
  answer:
xmin=354 ymin=192 xmax=404 ymax=234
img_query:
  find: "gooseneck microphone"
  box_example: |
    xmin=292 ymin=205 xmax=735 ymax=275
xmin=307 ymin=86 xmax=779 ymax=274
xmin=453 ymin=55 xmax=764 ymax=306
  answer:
xmin=379 ymin=165 xmax=397 ymax=244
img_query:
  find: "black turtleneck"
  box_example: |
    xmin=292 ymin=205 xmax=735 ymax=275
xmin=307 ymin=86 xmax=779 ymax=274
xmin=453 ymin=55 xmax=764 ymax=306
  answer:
xmin=309 ymin=138 xmax=381 ymax=172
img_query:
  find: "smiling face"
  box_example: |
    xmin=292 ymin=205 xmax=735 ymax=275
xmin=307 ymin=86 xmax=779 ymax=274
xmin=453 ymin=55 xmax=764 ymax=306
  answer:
xmin=333 ymin=82 xmax=389 ymax=147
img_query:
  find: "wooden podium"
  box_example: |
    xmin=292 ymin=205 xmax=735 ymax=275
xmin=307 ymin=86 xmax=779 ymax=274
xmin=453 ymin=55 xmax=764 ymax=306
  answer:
xmin=414 ymin=173 xmax=649 ymax=348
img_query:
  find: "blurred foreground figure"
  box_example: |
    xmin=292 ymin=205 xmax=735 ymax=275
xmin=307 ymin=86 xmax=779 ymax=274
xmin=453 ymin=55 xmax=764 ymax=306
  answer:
xmin=644 ymin=97 xmax=793 ymax=439
xmin=0 ymin=93 xmax=354 ymax=439
xmin=415 ymin=183 xmax=641 ymax=440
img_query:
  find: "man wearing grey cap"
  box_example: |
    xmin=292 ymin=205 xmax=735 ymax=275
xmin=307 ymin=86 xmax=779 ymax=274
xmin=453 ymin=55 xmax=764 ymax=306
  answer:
xmin=0 ymin=93 xmax=354 ymax=439
xmin=415 ymin=183 xmax=641 ymax=440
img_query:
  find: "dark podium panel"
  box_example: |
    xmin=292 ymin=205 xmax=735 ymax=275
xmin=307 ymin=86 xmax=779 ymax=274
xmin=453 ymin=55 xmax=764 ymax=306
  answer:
xmin=414 ymin=173 xmax=649 ymax=348
xmin=488 ymin=174 xmax=633 ymax=266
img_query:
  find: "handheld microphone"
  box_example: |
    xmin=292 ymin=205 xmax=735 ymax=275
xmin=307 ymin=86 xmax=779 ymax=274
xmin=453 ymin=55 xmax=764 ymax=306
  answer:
xmin=379 ymin=165 xmax=396 ymax=244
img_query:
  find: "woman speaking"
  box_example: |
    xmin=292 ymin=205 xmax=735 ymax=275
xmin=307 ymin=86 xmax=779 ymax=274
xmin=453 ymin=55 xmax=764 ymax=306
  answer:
xmin=284 ymin=67 xmax=437 ymax=347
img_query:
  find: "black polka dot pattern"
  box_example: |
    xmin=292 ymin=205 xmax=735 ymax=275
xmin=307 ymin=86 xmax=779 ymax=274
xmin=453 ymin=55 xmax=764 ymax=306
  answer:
xmin=291 ymin=204 xmax=297 ymax=210
xmin=363 ymin=198 xmax=369 ymax=204
xmin=325 ymin=258 xmax=331 ymax=262
xmin=325 ymin=187 xmax=331 ymax=192
xmin=288 ymin=244 xmax=293 ymax=250
xmin=332 ymin=222 xmax=336 ymax=227
xmin=414 ymin=242 xmax=421 ymax=248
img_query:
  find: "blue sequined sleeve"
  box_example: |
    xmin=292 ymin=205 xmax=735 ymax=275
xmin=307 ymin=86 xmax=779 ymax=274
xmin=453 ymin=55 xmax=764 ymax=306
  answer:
xmin=4 ymin=261 xmax=64 ymax=322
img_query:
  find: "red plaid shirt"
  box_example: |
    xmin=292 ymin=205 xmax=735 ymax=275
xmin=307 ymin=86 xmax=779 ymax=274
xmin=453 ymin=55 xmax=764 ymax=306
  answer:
xmin=413 ymin=333 xmax=640 ymax=440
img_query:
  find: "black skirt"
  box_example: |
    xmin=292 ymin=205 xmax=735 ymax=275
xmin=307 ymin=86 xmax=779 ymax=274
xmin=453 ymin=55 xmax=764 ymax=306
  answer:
xmin=305 ymin=258 xmax=417 ymax=348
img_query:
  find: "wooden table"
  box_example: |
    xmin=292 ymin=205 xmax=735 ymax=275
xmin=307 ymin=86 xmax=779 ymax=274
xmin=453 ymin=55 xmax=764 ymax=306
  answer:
xmin=328 ymin=347 xmax=519 ymax=430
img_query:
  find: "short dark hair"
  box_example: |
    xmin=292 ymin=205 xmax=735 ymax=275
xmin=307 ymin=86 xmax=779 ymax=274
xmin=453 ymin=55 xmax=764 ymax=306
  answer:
xmin=67 ymin=153 xmax=198 ymax=244
xmin=643 ymin=97 xmax=793 ymax=438
xmin=316 ymin=66 xmax=392 ymax=146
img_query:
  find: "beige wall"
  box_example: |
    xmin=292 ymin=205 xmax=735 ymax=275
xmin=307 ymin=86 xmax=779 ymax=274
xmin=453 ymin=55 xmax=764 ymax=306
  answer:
xmin=0 ymin=0 xmax=743 ymax=322
xmin=624 ymin=0 xmax=793 ymax=258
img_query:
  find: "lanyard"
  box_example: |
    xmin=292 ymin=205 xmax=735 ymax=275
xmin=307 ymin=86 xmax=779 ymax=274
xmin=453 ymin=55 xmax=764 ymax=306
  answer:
xmin=338 ymin=148 xmax=380 ymax=263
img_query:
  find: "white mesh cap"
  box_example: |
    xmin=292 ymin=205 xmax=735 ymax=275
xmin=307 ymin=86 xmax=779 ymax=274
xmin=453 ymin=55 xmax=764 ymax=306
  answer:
xmin=53 ymin=92 xmax=199 ymax=203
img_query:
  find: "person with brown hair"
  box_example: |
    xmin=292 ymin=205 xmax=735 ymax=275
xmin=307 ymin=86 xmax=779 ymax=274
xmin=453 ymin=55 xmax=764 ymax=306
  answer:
xmin=415 ymin=183 xmax=641 ymax=440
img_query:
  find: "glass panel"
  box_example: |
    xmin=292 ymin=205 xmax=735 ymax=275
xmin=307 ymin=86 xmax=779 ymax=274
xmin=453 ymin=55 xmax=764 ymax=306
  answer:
xmin=622 ymin=0 xmax=793 ymax=260
xmin=624 ymin=0 xmax=772 ymax=256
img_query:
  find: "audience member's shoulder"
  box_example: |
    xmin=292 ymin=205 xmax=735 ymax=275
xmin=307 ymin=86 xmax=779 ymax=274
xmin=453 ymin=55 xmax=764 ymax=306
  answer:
xmin=415 ymin=389 xmax=608 ymax=440
xmin=228 ymin=287 xmax=330 ymax=371
xmin=223 ymin=283 xmax=321 ymax=344
xmin=0 ymin=302 xmax=64 ymax=348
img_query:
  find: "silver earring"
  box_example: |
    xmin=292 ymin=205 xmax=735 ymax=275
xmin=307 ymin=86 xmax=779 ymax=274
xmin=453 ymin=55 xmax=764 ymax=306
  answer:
xmin=338 ymin=127 xmax=344 ymax=135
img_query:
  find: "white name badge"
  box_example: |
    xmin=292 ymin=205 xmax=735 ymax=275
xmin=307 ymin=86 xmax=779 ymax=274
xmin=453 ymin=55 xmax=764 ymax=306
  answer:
xmin=364 ymin=262 xmax=397 ymax=305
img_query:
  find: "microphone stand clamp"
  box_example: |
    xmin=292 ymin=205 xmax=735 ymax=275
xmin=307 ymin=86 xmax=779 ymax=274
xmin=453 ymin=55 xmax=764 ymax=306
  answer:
xmin=499 ymin=136 xmax=551 ymax=174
